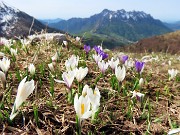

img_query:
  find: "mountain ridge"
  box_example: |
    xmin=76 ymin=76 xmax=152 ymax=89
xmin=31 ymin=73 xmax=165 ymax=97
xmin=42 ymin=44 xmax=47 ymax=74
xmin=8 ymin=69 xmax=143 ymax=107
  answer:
xmin=49 ymin=9 xmax=172 ymax=48
xmin=0 ymin=1 xmax=62 ymax=38
xmin=164 ymin=21 xmax=180 ymax=31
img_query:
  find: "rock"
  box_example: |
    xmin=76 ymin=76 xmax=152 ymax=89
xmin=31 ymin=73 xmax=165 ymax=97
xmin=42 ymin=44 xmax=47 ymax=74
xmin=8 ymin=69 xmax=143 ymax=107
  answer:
xmin=53 ymin=35 xmax=67 ymax=45
xmin=31 ymin=37 xmax=41 ymax=45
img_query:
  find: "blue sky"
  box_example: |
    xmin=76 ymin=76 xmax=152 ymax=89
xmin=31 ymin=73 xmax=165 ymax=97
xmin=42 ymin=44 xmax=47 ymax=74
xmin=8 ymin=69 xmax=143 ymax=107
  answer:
xmin=4 ymin=0 xmax=180 ymax=22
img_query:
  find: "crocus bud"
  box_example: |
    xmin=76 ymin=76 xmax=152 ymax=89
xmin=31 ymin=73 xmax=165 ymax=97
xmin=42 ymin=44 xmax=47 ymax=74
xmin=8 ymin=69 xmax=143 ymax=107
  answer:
xmin=28 ymin=63 xmax=35 ymax=75
xmin=48 ymin=63 xmax=54 ymax=72
xmin=139 ymin=78 xmax=144 ymax=88
xmin=84 ymin=44 xmax=91 ymax=54
xmin=0 ymin=57 xmax=10 ymax=73
xmin=0 ymin=71 xmax=6 ymax=90
xmin=115 ymin=65 xmax=126 ymax=82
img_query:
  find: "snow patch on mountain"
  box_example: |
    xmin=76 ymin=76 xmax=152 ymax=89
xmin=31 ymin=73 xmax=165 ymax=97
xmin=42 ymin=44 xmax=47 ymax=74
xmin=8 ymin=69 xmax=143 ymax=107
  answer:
xmin=102 ymin=9 xmax=151 ymax=21
xmin=0 ymin=0 xmax=19 ymax=34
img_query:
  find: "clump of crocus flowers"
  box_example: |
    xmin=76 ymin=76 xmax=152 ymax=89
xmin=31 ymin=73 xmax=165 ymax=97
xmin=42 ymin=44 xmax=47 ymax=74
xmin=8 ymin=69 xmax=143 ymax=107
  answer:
xmin=108 ymin=57 xmax=119 ymax=72
xmin=74 ymin=84 xmax=100 ymax=135
xmin=168 ymin=69 xmax=178 ymax=80
xmin=94 ymin=46 xmax=108 ymax=60
xmin=65 ymin=55 xmax=79 ymax=71
xmin=0 ymin=57 xmax=10 ymax=89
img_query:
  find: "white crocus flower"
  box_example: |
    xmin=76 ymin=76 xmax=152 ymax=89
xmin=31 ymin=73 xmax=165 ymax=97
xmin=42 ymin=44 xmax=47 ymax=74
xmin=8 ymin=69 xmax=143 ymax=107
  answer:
xmin=139 ymin=78 xmax=144 ymax=88
xmin=63 ymin=40 xmax=68 ymax=46
xmin=48 ymin=63 xmax=55 ymax=72
xmin=65 ymin=55 xmax=79 ymax=71
xmin=115 ymin=65 xmax=126 ymax=82
xmin=141 ymin=55 xmax=152 ymax=63
xmin=21 ymin=39 xmax=30 ymax=45
xmin=168 ymin=60 xmax=171 ymax=66
xmin=28 ymin=63 xmax=36 ymax=75
xmin=55 ymin=70 xmax=75 ymax=89
xmin=108 ymin=57 xmax=119 ymax=70
xmin=92 ymin=54 xmax=102 ymax=64
xmin=2 ymin=38 xmax=12 ymax=49
xmin=10 ymin=77 xmax=35 ymax=120
xmin=98 ymin=60 xmax=109 ymax=74
xmin=168 ymin=128 xmax=180 ymax=135
xmin=82 ymin=84 xmax=90 ymax=97
xmin=124 ymin=58 xmax=134 ymax=69
xmin=130 ymin=90 xmax=144 ymax=102
xmin=21 ymin=39 xmax=30 ymax=49
xmin=74 ymin=94 xmax=92 ymax=122
xmin=0 ymin=38 xmax=10 ymax=45
xmin=0 ymin=57 xmax=10 ymax=73
xmin=87 ymin=87 xmax=101 ymax=113
xmin=168 ymin=69 xmax=178 ymax=80
xmin=10 ymin=48 xmax=17 ymax=56
xmin=0 ymin=71 xmax=6 ymax=89
xmin=76 ymin=37 xmax=80 ymax=42
xmin=75 ymin=67 xmax=88 ymax=82
xmin=51 ymin=52 xmax=59 ymax=62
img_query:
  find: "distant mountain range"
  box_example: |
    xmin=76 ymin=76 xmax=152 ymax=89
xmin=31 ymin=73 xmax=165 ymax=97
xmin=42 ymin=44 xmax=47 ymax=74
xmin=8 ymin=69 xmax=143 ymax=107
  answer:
xmin=48 ymin=9 xmax=172 ymax=48
xmin=164 ymin=21 xmax=180 ymax=31
xmin=0 ymin=1 xmax=61 ymax=38
xmin=39 ymin=18 xmax=63 ymax=25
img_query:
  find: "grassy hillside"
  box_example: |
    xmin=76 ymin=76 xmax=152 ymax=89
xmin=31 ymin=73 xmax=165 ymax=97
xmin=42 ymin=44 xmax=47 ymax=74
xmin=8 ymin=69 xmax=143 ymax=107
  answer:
xmin=0 ymin=34 xmax=179 ymax=134
xmin=79 ymin=32 xmax=132 ymax=49
xmin=121 ymin=30 xmax=180 ymax=54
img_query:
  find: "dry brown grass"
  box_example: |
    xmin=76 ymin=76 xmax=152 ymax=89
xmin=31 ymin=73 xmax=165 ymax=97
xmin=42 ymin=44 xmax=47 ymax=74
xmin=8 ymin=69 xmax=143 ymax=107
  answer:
xmin=121 ymin=31 xmax=180 ymax=54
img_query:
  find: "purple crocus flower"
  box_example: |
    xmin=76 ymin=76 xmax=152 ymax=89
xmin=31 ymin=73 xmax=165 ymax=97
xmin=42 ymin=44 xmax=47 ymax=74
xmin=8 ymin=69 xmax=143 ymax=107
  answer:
xmin=120 ymin=55 xmax=128 ymax=64
xmin=93 ymin=45 xmax=108 ymax=60
xmin=93 ymin=46 xmax=102 ymax=54
xmin=84 ymin=44 xmax=91 ymax=54
xmin=135 ymin=61 xmax=145 ymax=73
xmin=99 ymin=51 xmax=108 ymax=60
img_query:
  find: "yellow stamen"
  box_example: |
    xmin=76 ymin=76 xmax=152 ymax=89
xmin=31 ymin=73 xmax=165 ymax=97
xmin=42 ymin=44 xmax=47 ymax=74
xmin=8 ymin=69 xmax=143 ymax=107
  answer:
xmin=94 ymin=91 xmax=96 ymax=95
xmin=81 ymin=103 xmax=85 ymax=115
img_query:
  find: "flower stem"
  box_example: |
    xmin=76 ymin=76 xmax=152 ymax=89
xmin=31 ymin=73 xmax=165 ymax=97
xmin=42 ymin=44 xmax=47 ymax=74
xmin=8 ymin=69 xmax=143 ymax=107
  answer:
xmin=67 ymin=90 xmax=73 ymax=104
xmin=78 ymin=82 xmax=80 ymax=96
xmin=118 ymin=81 xmax=122 ymax=93
xmin=76 ymin=115 xmax=81 ymax=135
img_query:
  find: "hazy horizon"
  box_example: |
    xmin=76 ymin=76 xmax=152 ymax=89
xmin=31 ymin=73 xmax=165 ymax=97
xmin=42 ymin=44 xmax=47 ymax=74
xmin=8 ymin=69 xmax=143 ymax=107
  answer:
xmin=3 ymin=0 xmax=180 ymax=22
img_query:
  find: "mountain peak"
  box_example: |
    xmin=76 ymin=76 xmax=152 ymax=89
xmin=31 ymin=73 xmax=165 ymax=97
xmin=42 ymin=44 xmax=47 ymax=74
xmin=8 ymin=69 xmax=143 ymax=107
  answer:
xmin=0 ymin=0 xmax=19 ymax=13
xmin=49 ymin=8 xmax=172 ymax=48
xmin=102 ymin=9 xmax=110 ymax=13
xmin=0 ymin=1 xmax=61 ymax=38
xmin=100 ymin=9 xmax=152 ymax=21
